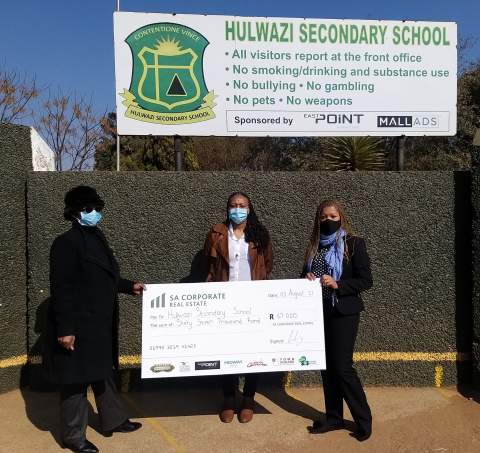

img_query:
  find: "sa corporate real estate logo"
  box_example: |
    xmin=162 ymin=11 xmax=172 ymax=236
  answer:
xmin=150 ymin=293 xmax=166 ymax=308
xmin=120 ymin=22 xmax=216 ymax=125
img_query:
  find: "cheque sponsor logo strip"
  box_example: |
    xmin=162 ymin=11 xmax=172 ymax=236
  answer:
xmin=3 ymin=351 xmax=469 ymax=370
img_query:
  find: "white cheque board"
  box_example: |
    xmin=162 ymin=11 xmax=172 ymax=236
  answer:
xmin=141 ymin=279 xmax=325 ymax=378
xmin=114 ymin=12 xmax=457 ymax=136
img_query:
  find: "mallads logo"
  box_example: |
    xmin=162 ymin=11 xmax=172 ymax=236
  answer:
xmin=120 ymin=22 xmax=217 ymax=125
xmin=377 ymin=115 xmax=439 ymax=128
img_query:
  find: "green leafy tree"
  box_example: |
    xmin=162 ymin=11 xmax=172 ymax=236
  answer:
xmin=322 ymin=137 xmax=386 ymax=171
xmin=242 ymin=137 xmax=324 ymax=171
xmin=402 ymin=61 xmax=480 ymax=171
xmin=191 ymin=136 xmax=325 ymax=171
xmin=95 ymin=113 xmax=199 ymax=171
xmin=190 ymin=136 xmax=251 ymax=170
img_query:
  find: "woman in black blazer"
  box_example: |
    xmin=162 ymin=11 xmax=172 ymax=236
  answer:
xmin=303 ymin=199 xmax=373 ymax=442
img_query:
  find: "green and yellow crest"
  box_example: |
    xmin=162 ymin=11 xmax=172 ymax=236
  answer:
xmin=121 ymin=22 xmax=216 ymax=125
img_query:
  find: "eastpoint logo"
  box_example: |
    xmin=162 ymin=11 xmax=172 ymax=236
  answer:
xmin=304 ymin=113 xmax=364 ymax=125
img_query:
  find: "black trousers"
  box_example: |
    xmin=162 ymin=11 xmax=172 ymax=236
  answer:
xmin=221 ymin=374 xmax=259 ymax=400
xmin=60 ymin=375 xmax=127 ymax=444
xmin=321 ymin=304 xmax=372 ymax=432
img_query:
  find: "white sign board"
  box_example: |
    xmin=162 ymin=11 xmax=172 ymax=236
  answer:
xmin=114 ymin=12 xmax=457 ymax=137
xmin=141 ymin=279 xmax=325 ymax=378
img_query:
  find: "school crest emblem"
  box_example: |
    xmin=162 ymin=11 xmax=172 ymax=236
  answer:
xmin=120 ymin=22 xmax=216 ymax=125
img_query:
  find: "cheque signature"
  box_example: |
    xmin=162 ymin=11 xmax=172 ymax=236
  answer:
xmin=287 ymin=330 xmax=304 ymax=346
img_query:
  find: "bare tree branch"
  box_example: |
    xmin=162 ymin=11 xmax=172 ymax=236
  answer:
xmin=35 ymin=89 xmax=104 ymax=171
xmin=0 ymin=68 xmax=40 ymax=123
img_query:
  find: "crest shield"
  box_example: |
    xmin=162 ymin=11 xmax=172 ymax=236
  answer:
xmin=137 ymin=47 xmax=201 ymax=111
xmin=125 ymin=23 xmax=210 ymax=114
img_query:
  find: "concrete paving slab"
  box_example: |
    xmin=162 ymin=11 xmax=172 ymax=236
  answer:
xmin=0 ymin=387 xmax=479 ymax=453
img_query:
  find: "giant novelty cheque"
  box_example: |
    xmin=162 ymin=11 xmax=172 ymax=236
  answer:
xmin=141 ymin=279 xmax=325 ymax=378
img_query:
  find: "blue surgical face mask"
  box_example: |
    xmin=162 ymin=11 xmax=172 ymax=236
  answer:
xmin=79 ymin=210 xmax=103 ymax=227
xmin=229 ymin=207 xmax=249 ymax=225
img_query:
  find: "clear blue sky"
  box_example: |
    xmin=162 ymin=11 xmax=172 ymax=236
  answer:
xmin=1 ymin=0 xmax=479 ymax=117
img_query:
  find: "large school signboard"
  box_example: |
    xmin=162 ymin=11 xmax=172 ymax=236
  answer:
xmin=113 ymin=12 xmax=457 ymax=136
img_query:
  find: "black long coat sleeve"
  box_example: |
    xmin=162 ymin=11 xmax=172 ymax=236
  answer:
xmin=47 ymin=222 xmax=134 ymax=385
xmin=335 ymin=236 xmax=373 ymax=314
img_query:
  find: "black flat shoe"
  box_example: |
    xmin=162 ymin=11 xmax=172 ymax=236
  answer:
xmin=308 ymin=420 xmax=345 ymax=434
xmin=351 ymin=429 xmax=372 ymax=442
xmin=103 ymin=419 xmax=142 ymax=437
xmin=63 ymin=439 xmax=99 ymax=453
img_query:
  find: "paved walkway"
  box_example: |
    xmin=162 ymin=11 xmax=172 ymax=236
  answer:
xmin=0 ymin=386 xmax=479 ymax=452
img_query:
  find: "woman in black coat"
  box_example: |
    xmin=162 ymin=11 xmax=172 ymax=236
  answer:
xmin=302 ymin=199 xmax=373 ymax=442
xmin=48 ymin=186 xmax=144 ymax=453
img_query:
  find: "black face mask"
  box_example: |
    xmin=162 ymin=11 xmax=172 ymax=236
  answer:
xmin=320 ymin=219 xmax=341 ymax=235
